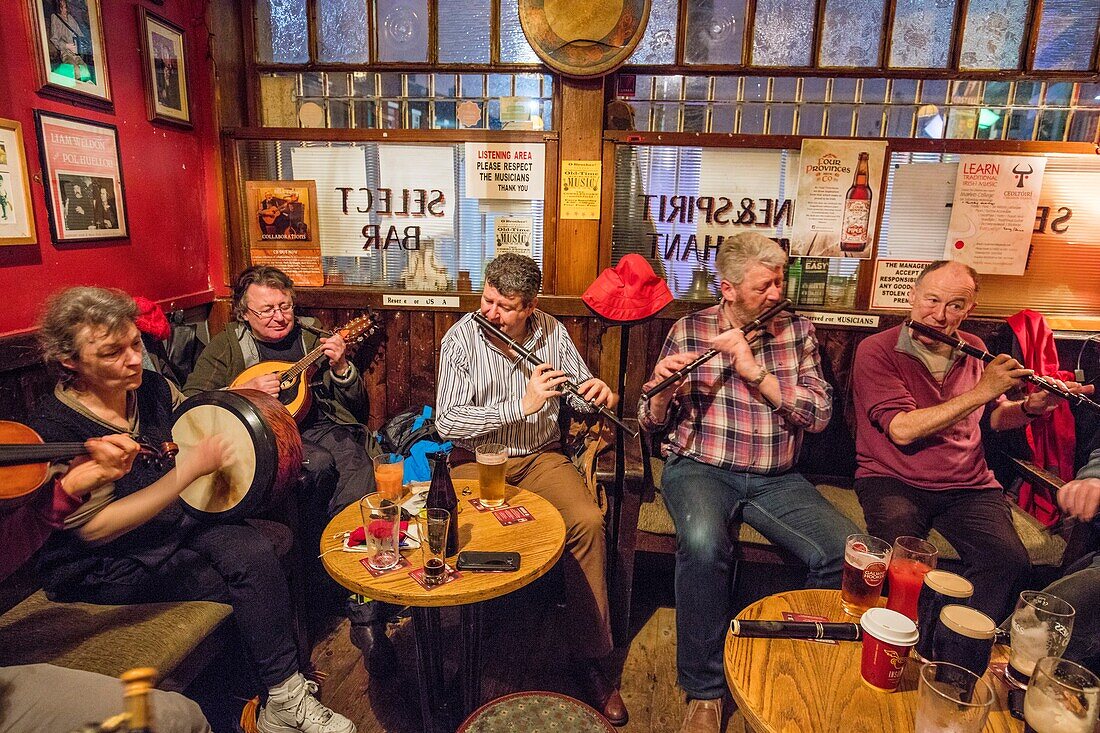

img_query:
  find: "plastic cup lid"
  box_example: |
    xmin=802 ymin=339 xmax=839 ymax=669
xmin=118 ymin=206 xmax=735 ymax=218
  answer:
xmin=939 ymin=605 xmax=997 ymax=639
xmin=923 ymin=570 xmax=974 ymax=599
xmin=860 ymin=607 xmax=919 ymax=646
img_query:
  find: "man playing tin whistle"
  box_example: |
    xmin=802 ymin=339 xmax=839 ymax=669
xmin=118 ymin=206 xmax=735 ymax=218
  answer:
xmin=435 ymin=253 xmax=626 ymax=725
xmin=852 ymin=260 xmax=1092 ymax=621
xmin=638 ymin=232 xmax=857 ymax=733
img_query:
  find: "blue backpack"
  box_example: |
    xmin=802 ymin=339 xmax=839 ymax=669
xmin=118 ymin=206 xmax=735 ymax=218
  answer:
xmin=377 ymin=405 xmax=451 ymax=482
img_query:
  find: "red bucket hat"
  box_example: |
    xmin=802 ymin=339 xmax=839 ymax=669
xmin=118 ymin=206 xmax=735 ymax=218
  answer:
xmin=583 ymin=254 xmax=673 ymax=323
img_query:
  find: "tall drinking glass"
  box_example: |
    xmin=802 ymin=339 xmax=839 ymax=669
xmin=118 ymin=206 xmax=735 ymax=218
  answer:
xmin=841 ymin=534 xmax=892 ymax=617
xmin=476 ymin=443 xmax=507 ymax=508
xmin=418 ymin=508 xmax=450 ymax=586
xmin=359 ymin=492 xmax=400 ymax=571
xmin=372 ymin=453 xmax=404 ymax=501
xmin=1023 ymin=657 xmax=1099 ymax=733
xmin=915 ymin=662 xmax=994 ymax=733
xmin=1007 ymin=591 xmax=1075 ymax=689
xmin=885 ymin=536 xmax=938 ymax=621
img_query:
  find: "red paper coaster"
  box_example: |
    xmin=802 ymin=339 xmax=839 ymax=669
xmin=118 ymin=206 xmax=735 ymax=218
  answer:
xmin=491 ymin=506 xmax=533 ymax=526
xmin=408 ymin=564 xmax=462 ymax=590
xmin=469 ymin=498 xmax=510 ymax=512
xmin=359 ymin=555 xmax=410 ymax=578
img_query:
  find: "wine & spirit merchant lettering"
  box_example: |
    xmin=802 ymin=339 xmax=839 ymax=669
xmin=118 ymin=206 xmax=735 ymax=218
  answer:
xmin=638 ymin=194 xmax=794 ymax=263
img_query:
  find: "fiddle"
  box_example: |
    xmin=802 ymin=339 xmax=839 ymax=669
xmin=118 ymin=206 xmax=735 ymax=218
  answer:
xmin=0 ymin=420 xmax=178 ymax=507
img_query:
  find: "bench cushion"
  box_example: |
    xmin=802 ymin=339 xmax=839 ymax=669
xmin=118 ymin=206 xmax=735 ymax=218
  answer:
xmin=0 ymin=590 xmax=232 ymax=679
xmin=640 ymin=458 xmax=1066 ymax=567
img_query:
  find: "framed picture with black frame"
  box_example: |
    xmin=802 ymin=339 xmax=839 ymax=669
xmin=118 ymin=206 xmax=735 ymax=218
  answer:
xmin=34 ymin=110 xmax=128 ymax=242
xmin=27 ymin=0 xmax=113 ymax=108
xmin=137 ymin=7 xmax=191 ymax=128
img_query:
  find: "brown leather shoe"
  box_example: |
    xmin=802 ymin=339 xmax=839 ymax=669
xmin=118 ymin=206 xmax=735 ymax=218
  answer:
xmin=576 ymin=661 xmax=629 ymax=726
xmin=680 ymin=698 xmax=722 ymax=733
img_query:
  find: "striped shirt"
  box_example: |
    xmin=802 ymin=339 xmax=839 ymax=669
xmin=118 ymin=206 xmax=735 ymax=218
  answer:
xmin=637 ymin=304 xmax=831 ymax=474
xmin=436 ymin=310 xmax=595 ymax=456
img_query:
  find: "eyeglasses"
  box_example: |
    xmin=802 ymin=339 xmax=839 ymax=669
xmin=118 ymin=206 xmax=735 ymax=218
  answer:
xmin=246 ymin=303 xmax=294 ymax=320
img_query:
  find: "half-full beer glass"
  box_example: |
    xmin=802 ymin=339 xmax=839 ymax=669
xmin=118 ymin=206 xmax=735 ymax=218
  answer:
xmin=842 ymin=534 xmax=892 ymax=617
xmin=1023 ymin=657 xmax=1099 ymax=733
xmin=476 ymin=443 xmax=507 ymax=508
xmin=1008 ymin=591 xmax=1075 ymax=689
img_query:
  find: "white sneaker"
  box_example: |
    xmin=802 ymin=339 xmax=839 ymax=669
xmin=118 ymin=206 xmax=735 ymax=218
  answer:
xmin=256 ymin=673 xmax=356 ymax=733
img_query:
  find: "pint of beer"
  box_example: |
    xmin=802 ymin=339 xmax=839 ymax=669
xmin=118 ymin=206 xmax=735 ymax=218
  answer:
xmin=1023 ymin=657 xmax=1099 ymax=733
xmin=476 ymin=443 xmax=508 ymax=508
xmin=1007 ymin=591 xmax=1075 ymax=689
xmin=841 ymin=534 xmax=892 ymax=617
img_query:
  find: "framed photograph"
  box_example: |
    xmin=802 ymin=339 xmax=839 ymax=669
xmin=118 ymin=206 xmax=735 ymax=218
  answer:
xmin=27 ymin=0 xmax=112 ymax=107
xmin=35 ymin=111 xmax=128 ymax=242
xmin=138 ymin=8 xmax=190 ymax=127
xmin=0 ymin=119 xmax=38 ymax=245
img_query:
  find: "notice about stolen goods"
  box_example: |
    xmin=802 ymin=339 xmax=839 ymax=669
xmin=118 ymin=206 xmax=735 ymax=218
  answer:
xmin=871 ymin=259 xmax=931 ymax=310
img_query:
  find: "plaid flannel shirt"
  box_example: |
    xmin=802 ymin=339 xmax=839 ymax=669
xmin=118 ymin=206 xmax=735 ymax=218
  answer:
xmin=637 ymin=304 xmax=831 ymax=474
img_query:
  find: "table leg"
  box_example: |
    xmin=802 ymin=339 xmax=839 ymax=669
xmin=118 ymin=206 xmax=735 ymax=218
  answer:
xmin=460 ymin=603 xmax=483 ymax=716
xmin=411 ymin=607 xmax=448 ymax=733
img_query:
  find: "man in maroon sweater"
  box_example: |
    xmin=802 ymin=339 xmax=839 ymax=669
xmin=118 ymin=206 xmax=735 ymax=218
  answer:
xmin=852 ymin=261 xmax=1087 ymax=619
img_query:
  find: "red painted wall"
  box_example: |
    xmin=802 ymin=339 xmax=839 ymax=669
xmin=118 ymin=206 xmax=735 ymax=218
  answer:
xmin=0 ymin=0 xmax=225 ymax=335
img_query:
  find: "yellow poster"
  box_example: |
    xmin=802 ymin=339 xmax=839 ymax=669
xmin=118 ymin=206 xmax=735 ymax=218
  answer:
xmin=560 ymin=160 xmax=601 ymax=220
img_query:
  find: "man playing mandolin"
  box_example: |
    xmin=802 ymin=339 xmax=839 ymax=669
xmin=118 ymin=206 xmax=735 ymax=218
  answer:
xmin=183 ymin=266 xmax=396 ymax=673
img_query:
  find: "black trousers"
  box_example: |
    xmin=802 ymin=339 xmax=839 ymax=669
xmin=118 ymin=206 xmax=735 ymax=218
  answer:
xmin=855 ymin=476 xmax=1030 ymax=621
xmin=69 ymin=523 xmax=300 ymax=689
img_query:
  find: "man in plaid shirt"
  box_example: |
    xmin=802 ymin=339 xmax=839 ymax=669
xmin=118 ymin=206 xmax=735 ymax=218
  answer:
xmin=638 ymin=233 xmax=857 ymax=733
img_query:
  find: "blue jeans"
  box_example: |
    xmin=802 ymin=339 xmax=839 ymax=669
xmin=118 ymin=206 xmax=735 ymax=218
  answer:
xmin=1043 ymin=552 xmax=1100 ymax=677
xmin=661 ymin=454 xmax=859 ymax=699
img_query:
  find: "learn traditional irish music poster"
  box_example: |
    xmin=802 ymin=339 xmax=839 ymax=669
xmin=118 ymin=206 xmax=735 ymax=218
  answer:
xmin=244 ymin=180 xmax=323 ymax=286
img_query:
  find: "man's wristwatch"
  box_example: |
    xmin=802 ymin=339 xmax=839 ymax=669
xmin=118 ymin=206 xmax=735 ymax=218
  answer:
xmin=746 ymin=366 xmax=769 ymax=387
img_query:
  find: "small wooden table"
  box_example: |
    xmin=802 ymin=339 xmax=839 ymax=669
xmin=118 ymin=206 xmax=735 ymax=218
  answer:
xmin=724 ymin=589 xmax=1019 ymax=733
xmin=321 ymin=478 xmax=566 ymax=733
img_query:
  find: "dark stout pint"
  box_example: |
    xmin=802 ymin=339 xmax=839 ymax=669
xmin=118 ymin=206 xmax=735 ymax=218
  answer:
xmin=841 ymin=535 xmax=891 ymax=617
xmin=840 ymin=152 xmax=872 ymax=252
xmin=424 ymin=557 xmax=445 ymax=585
xmin=914 ymin=570 xmax=974 ymax=662
xmin=931 ymin=605 xmax=997 ymax=679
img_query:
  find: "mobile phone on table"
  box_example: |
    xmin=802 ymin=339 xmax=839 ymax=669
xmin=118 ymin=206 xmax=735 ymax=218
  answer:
xmin=456 ymin=551 xmax=520 ymax=572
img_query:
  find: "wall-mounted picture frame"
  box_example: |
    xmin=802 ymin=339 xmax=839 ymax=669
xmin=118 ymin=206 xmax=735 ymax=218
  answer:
xmin=0 ymin=118 xmax=38 ymax=246
xmin=27 ymin=0 xmax=113 ymax=108
xmin=137 ymin=7 xmax=190 ymax=127
xmin=34 ymin=111 xmax=128 ymax=242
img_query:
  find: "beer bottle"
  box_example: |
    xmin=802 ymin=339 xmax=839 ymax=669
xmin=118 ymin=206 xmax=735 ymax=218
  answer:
xmin=426 ymin=451 xmax=459 ymax=556
xmin=840 ymin=152 xmax=872 ymax=252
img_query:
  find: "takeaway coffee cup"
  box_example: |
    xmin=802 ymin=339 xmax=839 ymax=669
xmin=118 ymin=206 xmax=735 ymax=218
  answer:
xmin=860 ymin=607 xmax=919 ymax=692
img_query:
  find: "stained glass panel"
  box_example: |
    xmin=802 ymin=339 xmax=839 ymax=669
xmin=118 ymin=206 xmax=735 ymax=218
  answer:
xmin=255 ymin=0 xmax=308 ymax=63
xmin=628 ymin=0 xmax=678 ymax=64
xmin=959 ymin=0 xmax=1027 ymax=70
xmin=685 ymin=0 xmax=747 ymax=65
xmin=376 ymin=0 xmax=429 ymax=62
xmin=439 ymin=0 xmax=491 ymax=63
xmin=751 ymin=0 xmax=814 ymax=66
xmin=499 ymin=0 xmax=539 ymax=63
xmin=889 ymin=0 xmax=956 ymax=68
xmin=820 ymin=0 xmax=885 ymax=67
xmin=318 ymin=0 xmax=369 ymax=62
xmin=1034 ymin=0 xmax=1100 ymax=70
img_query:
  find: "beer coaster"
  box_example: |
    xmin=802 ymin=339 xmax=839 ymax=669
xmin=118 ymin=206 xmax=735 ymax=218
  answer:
xmin=492 ymin=506 xmax=533 ymax=526
xmin=409 ymin=564 xmax=461 ymax=591
xmin=359 ymin=555 xmax=410 ymax=578
xmin=782 ymin=612 xmax=838 ymax=644
xmin=469 ymin=498 xmax=510 ymax=512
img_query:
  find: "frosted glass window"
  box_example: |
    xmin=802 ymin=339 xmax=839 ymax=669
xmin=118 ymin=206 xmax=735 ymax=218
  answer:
xmin=1034 ymin=0 xmax=1100 ymax=70
xmin=318 ymin=0 xmax=369 ymax=62
xmin=376 ymin=0 xmax=428 ymax=62
xmin=752 ymin=0 xmax=814 ymax=66
xmin=439 ymin=0 xmax=490 ymax=63
xmin=820 ymin=0 xmax=885 ymax=67
xmin=685 ymin=0 xmax=748 ymax=65
xmin=802 ymin=77 xmax=828 ymax=102
xmin=256 ymin=0 xmax=308 ymax=63
xmin=890 ymin=79 xmax=919 ymax=103
xmin=960 ymin=0 xmax=1027 ymax=70
xmin=768 ymin=104 xmax=795 ymax=134
xmin=739 ymin=105 xmax=765 ymax=133
xmin=889 ymin=0 xmax=956 ymax=68
xmin=499 ymin=0 xmax=539 ymax=63
xmin=826 ymin=106 xmax=855 ymax=135
xmin=744 ymin=77 xmax=768 ymax=102
xmin=628 ymin=0 xmax=678 ymax=64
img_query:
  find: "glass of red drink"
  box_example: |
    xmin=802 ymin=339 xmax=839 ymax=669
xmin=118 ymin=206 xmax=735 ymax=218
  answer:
xmin=885 ymin=536 xmax=938 ymax=621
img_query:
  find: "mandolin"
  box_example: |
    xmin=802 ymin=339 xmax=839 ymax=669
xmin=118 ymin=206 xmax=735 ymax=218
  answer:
xmin=0 ymin=420 xmax=178 ymax=508
xmin=229 ymin=315 xmax=376 ymax=422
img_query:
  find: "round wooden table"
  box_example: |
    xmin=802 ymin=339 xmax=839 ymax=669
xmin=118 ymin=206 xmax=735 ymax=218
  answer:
xmin=321 ymin=478 xmax=566 ymax=733
xmin=724 ymin=589 xmax=1019 ymax=733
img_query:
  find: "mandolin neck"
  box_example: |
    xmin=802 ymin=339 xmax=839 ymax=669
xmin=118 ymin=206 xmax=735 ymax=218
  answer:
xmin=0 ymin=443 xmax=89 ymax=465
xmin=281 ymin=343 xmax=329 ymax=382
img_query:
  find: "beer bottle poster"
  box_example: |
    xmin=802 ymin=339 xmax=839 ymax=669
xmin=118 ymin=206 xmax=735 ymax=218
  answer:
xmin=790 ymin=139 xmax=886 ymax=259
xmin=943 ymin=154 xmax=1046 ymax=276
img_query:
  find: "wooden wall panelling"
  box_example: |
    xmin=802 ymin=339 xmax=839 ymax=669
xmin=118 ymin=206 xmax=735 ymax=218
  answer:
xmin=555 ymin=77 xmax=606 ymax=295
xmin=383 ymin=310 xmax=411 ymax=420
xmin=409 ymin=311 xmax=437 ymax=411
